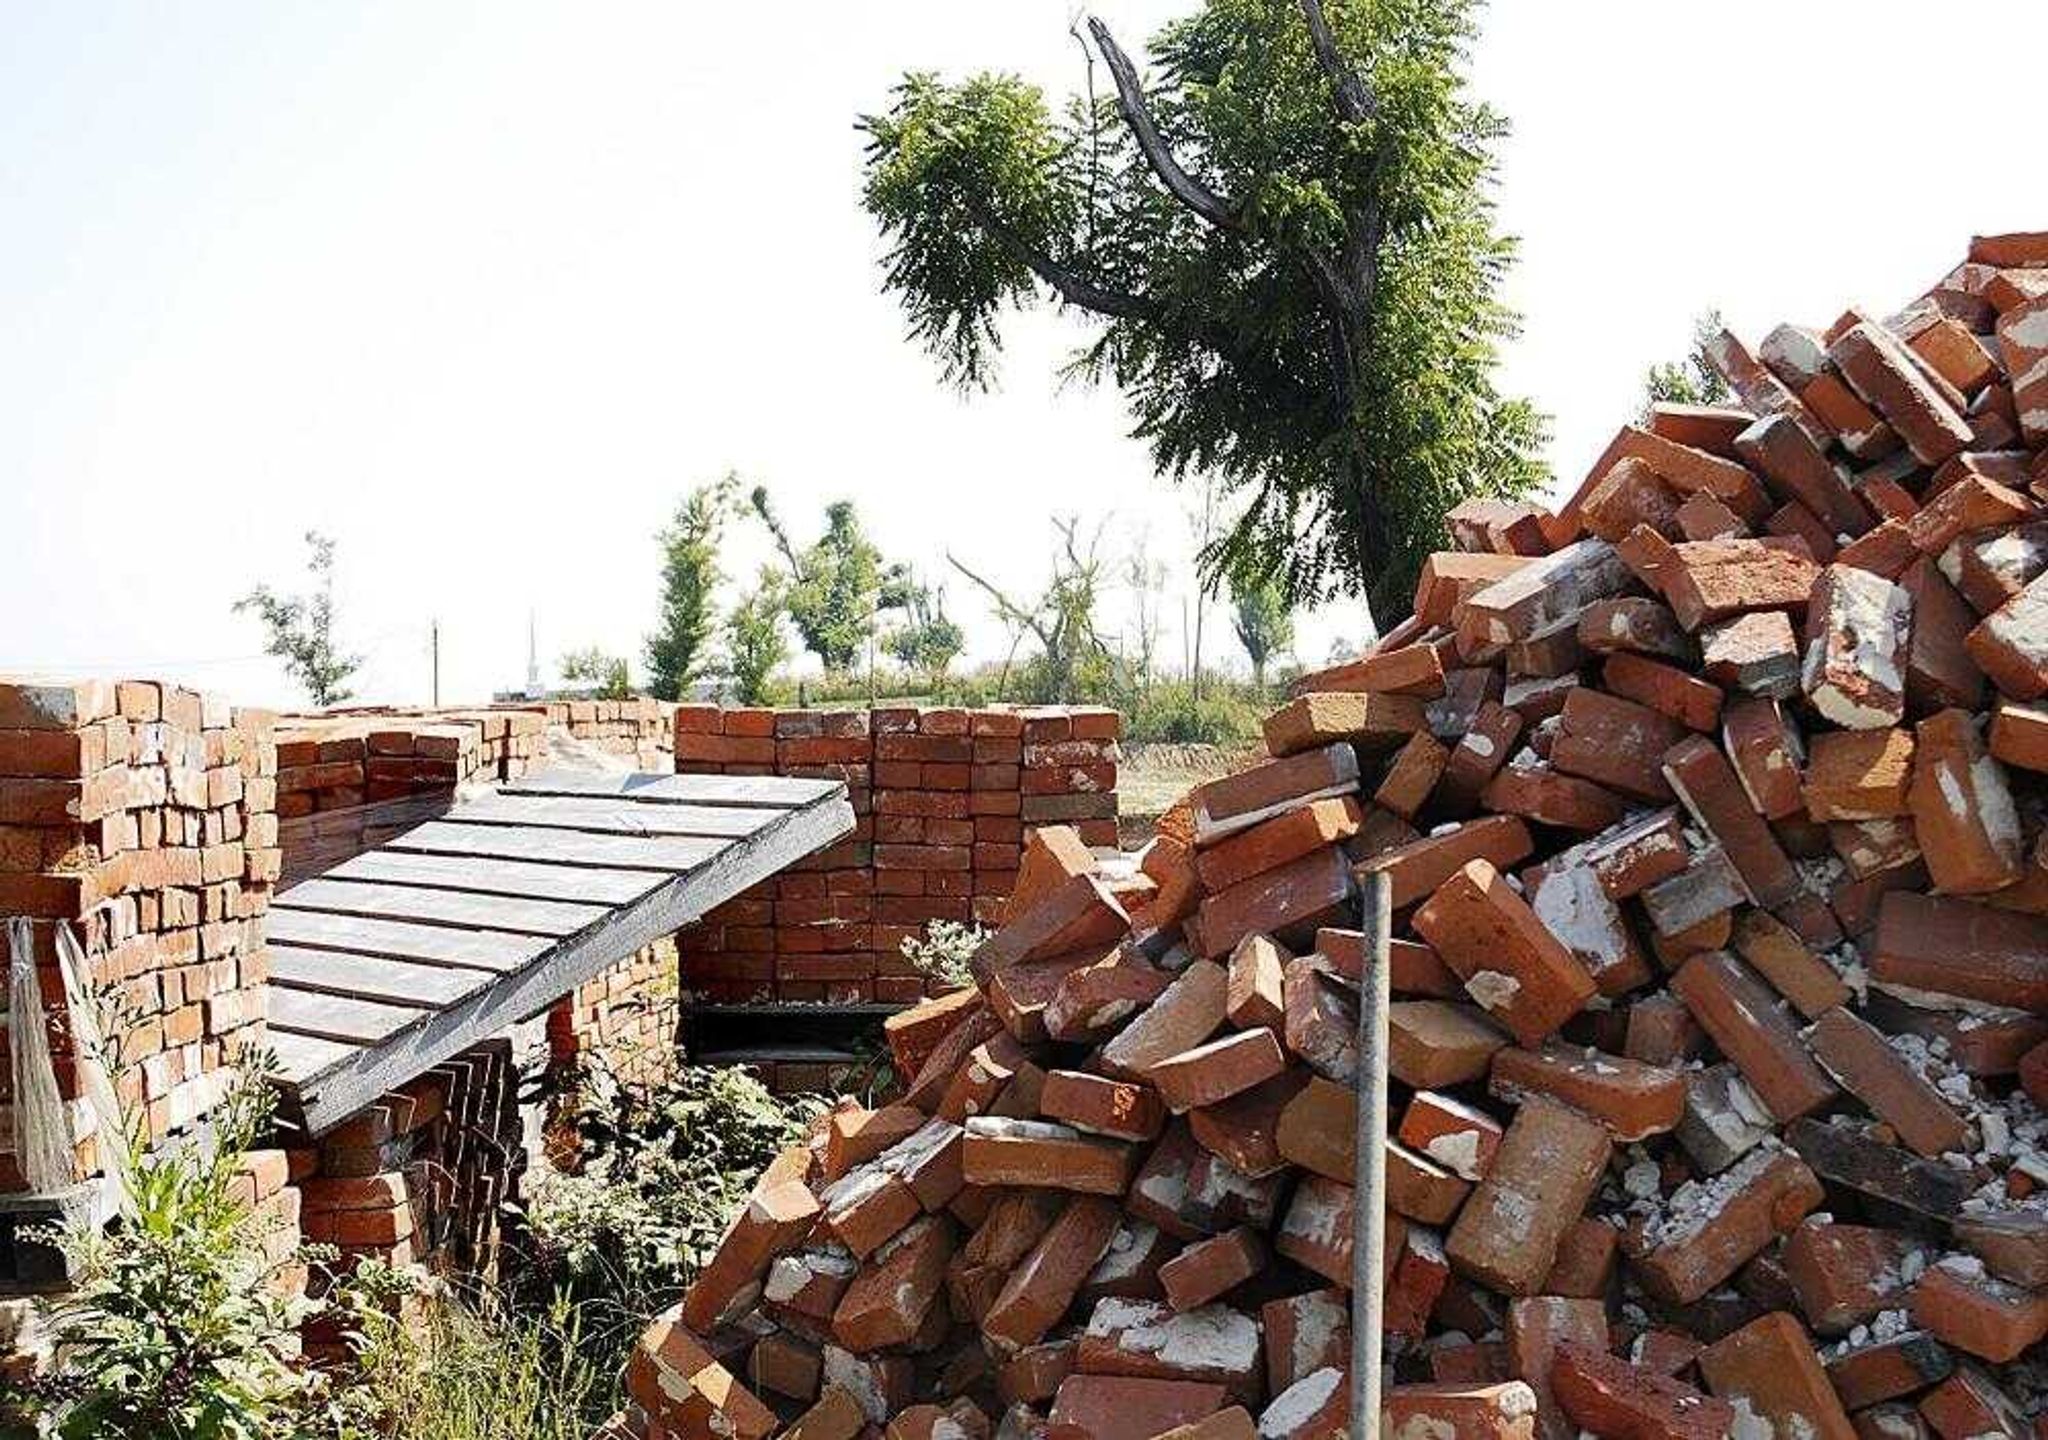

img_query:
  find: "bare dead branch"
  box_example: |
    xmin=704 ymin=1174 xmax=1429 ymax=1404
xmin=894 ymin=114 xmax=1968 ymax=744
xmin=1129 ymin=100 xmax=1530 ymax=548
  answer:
xmin=1299 ymin=0 xmax=1376 ymax=123
xmin=963 ymin=193 xmax=1165 ymax=325
xmin=946 ymin=551 xmax=1054 ymax=650
xmin=1086 ymin=16 xmax=1238 ymax=230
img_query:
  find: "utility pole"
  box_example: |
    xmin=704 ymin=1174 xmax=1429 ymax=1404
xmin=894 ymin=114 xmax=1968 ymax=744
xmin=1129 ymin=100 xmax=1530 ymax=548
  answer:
xmin=431 ymin=620 xmax=441 ymax=708
xmin=1350 ymin=870 xmax=1391 ymax=1439
xmin=526 ymin=610 xmax=541 ymax=698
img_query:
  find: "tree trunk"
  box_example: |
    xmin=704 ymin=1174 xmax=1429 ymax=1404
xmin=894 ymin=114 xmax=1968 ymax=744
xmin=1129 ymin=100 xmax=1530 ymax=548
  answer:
xmin=1344 ymin=440 xmax=1385 ymax=640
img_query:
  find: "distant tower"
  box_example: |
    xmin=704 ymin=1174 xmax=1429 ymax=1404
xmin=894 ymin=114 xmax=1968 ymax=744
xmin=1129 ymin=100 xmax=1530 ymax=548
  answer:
xmin=526 ymin=611 xmax=541 ymax=698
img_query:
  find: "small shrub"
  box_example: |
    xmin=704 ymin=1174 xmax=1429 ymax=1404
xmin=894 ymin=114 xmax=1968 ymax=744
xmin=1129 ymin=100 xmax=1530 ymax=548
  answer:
xmin=897 ymin=918 xmax=986 ymax=991
xmin=1121 ymin=678 xmax=1266 ymax=745
xmin=516 ymin=1064 xmax=822 ymax=1387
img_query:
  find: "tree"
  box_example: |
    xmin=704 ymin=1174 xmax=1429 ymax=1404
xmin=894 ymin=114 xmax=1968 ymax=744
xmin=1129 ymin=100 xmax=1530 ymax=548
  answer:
xmin=950 ymin=517 xmax=1109 ymax=703
xmin=723 ymin=572 xmax=789 ymax=705
xmin=1232 ymin=573 xmax=1295 ymax=688
xmin=645 ymin=476 xmax=735 ymax=701
xmin=560 ymin=647 xmax=633 ymax=699
xmin=861 ymin=0 xmax=1547 ymax=623
xmin=234 ymin=531 xmax=360 ymax=708
xmin=1122 ymin=534 xmax=1168 ymax=689
xmin=1643 ymin=309 xmax=1733 ymax=411
xmin=750 ymin=491 xmax=912 ymax=673
xmin=886 ymin=580 xmax=966 ymax=691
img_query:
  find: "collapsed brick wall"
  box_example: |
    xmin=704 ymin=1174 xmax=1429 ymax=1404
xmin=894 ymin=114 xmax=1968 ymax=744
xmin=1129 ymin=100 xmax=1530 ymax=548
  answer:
xmin=602 ymin=231 xmax=2048 ymax=1440
xmin=0 ymin=677 xmax=277 ymax=1197
xmin=672 ymin=705 xmax=1121 ymax=1008
xmin=295 ymin=1040 xmax=521 ymax=1362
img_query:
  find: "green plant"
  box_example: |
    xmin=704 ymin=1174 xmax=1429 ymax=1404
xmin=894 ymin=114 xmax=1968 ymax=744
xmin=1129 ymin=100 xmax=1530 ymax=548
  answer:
xmin=516 ymin=1064 xmax=821 ymax=1387
xmin=559 ymin=647 xmax=633 ymax=699
xmin=721 ymin=570 xmax=790 ymax=705
xmin=898 ymin=919 xmax=988 ymax=991
xmin=861 ymin=0 xmax=1547 ymax=620
xmin=1122 ymin=676 xmax=1268 ymax=744
xmin=234 ymin=531 xmax=361 ymax=707
xmin=644 ymin=476 xmax=737 ymax=701
xmin=1643 ymin=309 xmax=1733 ymax=412
xmin=1 ymin=1056 xmax=355 ymax=1440
xmin=828 ymin=1034 xmax=899 ymax=1109
xmin=345 ymin=1288 xmax=602 ymax=1440
xmin=751 ymin=491 xmax=912 ymax=674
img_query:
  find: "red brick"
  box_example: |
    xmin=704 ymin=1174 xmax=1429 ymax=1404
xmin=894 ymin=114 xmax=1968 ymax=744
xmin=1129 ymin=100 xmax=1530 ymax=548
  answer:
xmin=1911 ymin=1259 xmax=2048 ymax=1364
xmin=1829 ymin=321 xmax=1973 ymax=465
xmin=1622 ymin=1145 xmax=1824 ymax=1305
xmin=1489 ymin=1042 xmax=1683 ymax=1142
xmin=1670 ymin=950 xmax=1839 ymax=1123
xmin=982 ymin=1196 xmax=1124 ymax=1352
xmin=1446 ymin=1095 xmax=1610 ymax=1297
xmin=1783 ymin=1219 xmax=1928 ymax=1337
xmin=1147 ymin=1027 xmax=1287 ymax=1114
xmin=1048 ymin=1375 xmax=1230 ymax=1440
xmin=1412 ymin=859 xmax=1596 ymax=1047
xmin=1354 ymin=814 xmax=1535 ymax=908
xmin=1698 ymin=1312 xmax=1856 ymax=1440
xmin=1550 ymin=1345 xmax=1732 ymax=1440
xmin=1379 ymin=1381 xmax=1539 ymax=1439
xmin=1873 ymin=891 xmax=2048 ymax=1012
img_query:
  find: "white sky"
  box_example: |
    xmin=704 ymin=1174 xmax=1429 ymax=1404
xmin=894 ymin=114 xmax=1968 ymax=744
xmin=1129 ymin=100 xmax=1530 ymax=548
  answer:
xmin=5 ymin=2 xmax=2046 ymax=709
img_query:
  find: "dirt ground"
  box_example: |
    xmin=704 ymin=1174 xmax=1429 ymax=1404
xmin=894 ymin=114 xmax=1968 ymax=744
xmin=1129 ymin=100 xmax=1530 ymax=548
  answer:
xmin=1115 ymin=740 xmax=1263 ymax=849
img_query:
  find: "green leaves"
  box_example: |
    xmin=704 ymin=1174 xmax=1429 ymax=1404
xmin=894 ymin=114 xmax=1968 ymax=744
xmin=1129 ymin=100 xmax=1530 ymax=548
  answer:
xmin=644 ymin=475 xmax=736 ymax=701
xmin=1643 ymin=309 xmax=1734 ymax=412
xmin=862 ymin=72 xmax=1076 ymax=390
xmin=233 ymin=532 xmax=361 ymax=708
xmin=4 ymin=1059 xmax=352 ymax=1440
xmin=860 ymin=0 xmax=1549 ymax=620
xmin=720 ymin=567 xmax=788 ymax=706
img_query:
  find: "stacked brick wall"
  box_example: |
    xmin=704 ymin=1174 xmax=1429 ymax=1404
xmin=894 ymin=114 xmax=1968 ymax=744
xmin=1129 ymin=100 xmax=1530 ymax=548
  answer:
xmin=672 ymin=704 xmax=1119 ymax=1005
xmin=0 ymin=676 xmax=277 ymax=1193
xmin=546 ymin=935 xmax=682 ymax=1089
xmin=274 ymin=708 xmax=545 ymax=884
xmin=294 ymin=1040 xmax=520 ymax=1359
xmin=534 ymin=697 xmax=674 ymax=769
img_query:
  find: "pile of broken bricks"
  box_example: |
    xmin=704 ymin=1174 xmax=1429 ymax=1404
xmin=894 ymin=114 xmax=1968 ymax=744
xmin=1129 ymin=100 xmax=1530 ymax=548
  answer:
xmin=594 ymin=229 xmax=2048 ymax=1440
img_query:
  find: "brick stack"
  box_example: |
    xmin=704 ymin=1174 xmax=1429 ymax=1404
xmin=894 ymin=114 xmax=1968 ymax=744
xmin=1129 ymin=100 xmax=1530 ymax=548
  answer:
xmin=547 ymin=935 xmax=683 ymax=1090
xmin=674 ymin=705 xmax=1121 ymax=1010
xmin=539 ymin=697 xmax=675 ymax=769
xmin=0 ymin=676 xmax=277 ymax=1190
xmin=294 ymin=1041 xmax=521 ymax=1358
xmin=597 ymin=233 xmax=2048 ymax=1440
xmin=274 ymin=708 xmax=544 ymax=884
xmin=233 ymin=1146 xmax=306 ymax=1304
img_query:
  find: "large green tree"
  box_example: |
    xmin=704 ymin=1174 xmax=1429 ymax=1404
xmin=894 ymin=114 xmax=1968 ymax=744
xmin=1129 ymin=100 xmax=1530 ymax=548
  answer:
xmin=645 ymin=475 xmax=735 ymax=701
xmin=861 ymin=0 xmax=1546 ymax=621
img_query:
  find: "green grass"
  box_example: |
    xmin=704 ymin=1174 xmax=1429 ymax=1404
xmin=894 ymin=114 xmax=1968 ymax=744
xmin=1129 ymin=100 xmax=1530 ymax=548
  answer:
xmin=751 ymin=658 xmax=1277 ymax=745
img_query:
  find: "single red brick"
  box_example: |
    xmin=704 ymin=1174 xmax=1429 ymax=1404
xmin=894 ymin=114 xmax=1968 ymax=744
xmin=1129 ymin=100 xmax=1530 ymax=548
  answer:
xmin=1412 ymin=859 xmax=1596 ymax=1047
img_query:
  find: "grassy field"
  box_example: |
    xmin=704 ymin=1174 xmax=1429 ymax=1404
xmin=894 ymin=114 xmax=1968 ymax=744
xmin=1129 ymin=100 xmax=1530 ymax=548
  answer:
xmin=1115 ymin=740 xmax=1262 ymax=848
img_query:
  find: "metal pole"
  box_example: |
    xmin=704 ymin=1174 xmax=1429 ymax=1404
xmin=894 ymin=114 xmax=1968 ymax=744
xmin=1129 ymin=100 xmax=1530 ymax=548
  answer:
xmin=431 ymin=620 xmax=441 ymax=707
xmin=1349 ymin=870 xmax=1391 ymax=1439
